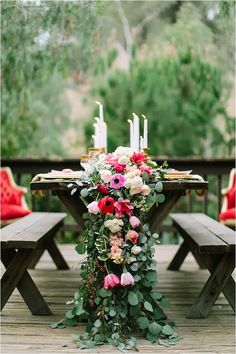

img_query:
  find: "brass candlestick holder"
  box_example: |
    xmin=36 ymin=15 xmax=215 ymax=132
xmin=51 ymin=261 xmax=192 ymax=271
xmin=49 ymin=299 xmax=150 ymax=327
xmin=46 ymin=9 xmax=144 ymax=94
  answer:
xmin=142 ymin=148 xmax=150 ymax=161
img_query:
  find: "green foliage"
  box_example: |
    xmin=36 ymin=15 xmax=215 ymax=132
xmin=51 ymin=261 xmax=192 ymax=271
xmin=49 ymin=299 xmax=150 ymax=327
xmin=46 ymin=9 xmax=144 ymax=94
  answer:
xmin=1 ymin=0 xmax=97 ymax=156
xmin=50 ymin=155 xmax=180 ymax=350
xmin=86 ymin=50 xmax=234 ymax=157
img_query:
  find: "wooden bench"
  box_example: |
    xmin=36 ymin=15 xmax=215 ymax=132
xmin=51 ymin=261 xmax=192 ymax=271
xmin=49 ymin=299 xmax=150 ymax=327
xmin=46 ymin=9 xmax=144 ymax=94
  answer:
xmin=1 ymin=212 xmax=69 ymax=315
xmin=168 ymin=213 xmax=235 ymax=319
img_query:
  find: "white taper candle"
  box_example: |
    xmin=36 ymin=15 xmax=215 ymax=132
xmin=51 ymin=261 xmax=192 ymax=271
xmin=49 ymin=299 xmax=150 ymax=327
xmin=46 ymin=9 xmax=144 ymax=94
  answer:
xmin=103 ymin=122 xmax=107 ymax=152
xmin=142 ymin=114 xmax=148 ymax=149
xmin=132 ymin=113 xmax=140 ymax=152
xmin=128 ymin=119 xmax=134 ymax=149
xmin=95 ymin=101 xmax=104 ymax=148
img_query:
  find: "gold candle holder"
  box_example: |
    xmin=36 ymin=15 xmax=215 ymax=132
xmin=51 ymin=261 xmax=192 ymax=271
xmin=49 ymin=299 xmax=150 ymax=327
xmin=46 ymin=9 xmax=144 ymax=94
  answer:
xmin=89 ymin=147 xmax=105 ymax=153
xmin=142 ymin=148 xmax=150 ymax=161
xmin=88 ymin=147 xmax=105 ymax=160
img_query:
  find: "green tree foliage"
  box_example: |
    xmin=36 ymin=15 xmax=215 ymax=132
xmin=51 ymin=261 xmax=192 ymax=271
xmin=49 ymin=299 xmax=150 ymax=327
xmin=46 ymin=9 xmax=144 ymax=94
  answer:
xmin=1 ymin=0 xmax=97 ymax=156
xmin=86 ymin=49 xmax=234 ymax=157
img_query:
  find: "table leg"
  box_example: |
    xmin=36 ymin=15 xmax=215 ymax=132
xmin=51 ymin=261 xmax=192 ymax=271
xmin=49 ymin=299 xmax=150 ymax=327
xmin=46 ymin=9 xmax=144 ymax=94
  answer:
xmin=56 ymin=190 xmax=87 ymax=230
xmin=146 ymin=190 xmax=183 ymax=233
xmin=1 ymin=249 xmax=52 ymax=315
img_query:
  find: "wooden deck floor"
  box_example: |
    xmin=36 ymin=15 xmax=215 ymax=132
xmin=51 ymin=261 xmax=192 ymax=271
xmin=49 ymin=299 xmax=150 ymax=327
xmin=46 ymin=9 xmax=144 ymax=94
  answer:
xmin=1 ymin=245 xmax=235 ymax=354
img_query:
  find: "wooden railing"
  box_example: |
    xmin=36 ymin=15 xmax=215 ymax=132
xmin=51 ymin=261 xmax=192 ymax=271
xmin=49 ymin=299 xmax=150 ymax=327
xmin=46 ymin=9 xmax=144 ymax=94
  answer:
xmin=2 ymin=157 xmax=234 ymax=239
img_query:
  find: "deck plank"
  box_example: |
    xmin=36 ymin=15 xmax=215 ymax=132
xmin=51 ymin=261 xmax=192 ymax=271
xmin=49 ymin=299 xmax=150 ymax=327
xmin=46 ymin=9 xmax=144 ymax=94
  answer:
xmin=1 ymin=245 xmax=235 ymax=354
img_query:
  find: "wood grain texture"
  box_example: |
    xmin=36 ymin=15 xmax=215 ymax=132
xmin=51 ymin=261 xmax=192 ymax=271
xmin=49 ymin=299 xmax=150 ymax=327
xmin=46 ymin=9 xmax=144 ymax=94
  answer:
xmin=1 ymin=245 xmax=235 ymax=354
xmin=30 ymin=179 xmax=208 ymax=192
xmin=170 ymin=213 xmax=231 ymax=253
xmin=1 ymin=212 xmax=66 ymax=249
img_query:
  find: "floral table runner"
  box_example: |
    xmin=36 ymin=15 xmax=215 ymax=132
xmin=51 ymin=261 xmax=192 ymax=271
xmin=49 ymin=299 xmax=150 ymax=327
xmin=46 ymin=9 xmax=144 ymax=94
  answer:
xmin=45 ymin=148 xmax=197 ymax=351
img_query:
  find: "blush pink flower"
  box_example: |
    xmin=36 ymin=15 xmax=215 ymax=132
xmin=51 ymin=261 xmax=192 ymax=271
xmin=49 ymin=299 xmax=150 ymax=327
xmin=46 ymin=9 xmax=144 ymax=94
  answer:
xmin=100 ymin=170 xmax=112 ymax=183
xmin=109 ymin=233 xmax=123 ymax=264
xmin=129 ymin=216 xmax=141 ymax=228
xmin=120 ymin=272 xmax=135 ymax=286
xmin=141 ymin=185 xmax=151 ymax=196
xmin=115 ymin=199 xmax=133 ymax=217
xmin=103 ymin=274 xmax=120 ymax=289
xmin=110 ymin=173 xmax=125 ymax=189
xmin=105 ymin=154 xmax=119 ymax=167
xmin=140 ymin=165 xmax=153 ymax=176
xmin=125 ymin=230 xmax=139 ymax=244
xmin=87 ymin=201 xmax=100 ymax=214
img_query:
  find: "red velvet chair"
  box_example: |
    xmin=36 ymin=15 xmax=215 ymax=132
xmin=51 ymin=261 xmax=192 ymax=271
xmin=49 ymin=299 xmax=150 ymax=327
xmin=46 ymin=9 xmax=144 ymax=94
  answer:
xmin=0 ymin=167 xmax=32 ymax=223
xmin=219 ymin=168 xmax=236 ymax=228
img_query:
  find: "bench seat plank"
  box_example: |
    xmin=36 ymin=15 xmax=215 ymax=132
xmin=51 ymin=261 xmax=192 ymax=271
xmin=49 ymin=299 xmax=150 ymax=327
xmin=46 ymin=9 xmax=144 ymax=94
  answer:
xmin=190 ymin=213 xmax=235 ymax=251
xmin=170 ymin=213 xmax=230 ymax=253
xmin=1 ymin=212 xmax=66 ymax=249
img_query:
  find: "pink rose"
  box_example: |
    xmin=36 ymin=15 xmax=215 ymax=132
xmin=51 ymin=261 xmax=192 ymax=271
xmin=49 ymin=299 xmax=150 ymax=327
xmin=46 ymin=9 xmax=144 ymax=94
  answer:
xmin=129 ymin=216 xmax=141 ymax=228
xmin=87 ymin=201 xmax=100 ymax=214
xmin=141 ymin=185 xmax=151 ymax=196
xmin=131 ymin=245 xmax=142 ymax=255
xmin=125 ymin=230 xmax=139 ymax=244
xmin=103 ymin=274 xmax=120 ymax=289
xmin=120 ymin=272 xmax=134 ymax=286
xmin=140 ymin=165 xmax=153 ymax=176
xmin=114 ymin=164 xmax=126 ymax=173
xmin=105 ymin=154 xmax=119 ymax=167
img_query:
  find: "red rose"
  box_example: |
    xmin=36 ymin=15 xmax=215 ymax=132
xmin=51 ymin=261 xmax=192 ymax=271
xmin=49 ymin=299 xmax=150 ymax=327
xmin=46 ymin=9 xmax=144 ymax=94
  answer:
xmin=98 ymin=196 xmax=115 ymax=214
xmin=97 ymin=184 xmax=109 ymax=195
xmin=114 ymin=164 xmax=126 ymax=173
xmin=131 ymin=152 xmax=145 ymax=166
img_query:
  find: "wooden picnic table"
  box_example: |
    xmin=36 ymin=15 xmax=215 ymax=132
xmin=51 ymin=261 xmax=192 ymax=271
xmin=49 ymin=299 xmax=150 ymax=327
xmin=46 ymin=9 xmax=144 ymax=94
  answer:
xmin=30 ymin=179 xmax=208 ymax=233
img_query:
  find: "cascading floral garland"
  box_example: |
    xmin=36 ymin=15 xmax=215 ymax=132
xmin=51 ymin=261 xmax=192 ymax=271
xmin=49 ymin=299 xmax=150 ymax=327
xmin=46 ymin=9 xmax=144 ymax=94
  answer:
xmin=52 ymin=147 xmax=180 ymax=351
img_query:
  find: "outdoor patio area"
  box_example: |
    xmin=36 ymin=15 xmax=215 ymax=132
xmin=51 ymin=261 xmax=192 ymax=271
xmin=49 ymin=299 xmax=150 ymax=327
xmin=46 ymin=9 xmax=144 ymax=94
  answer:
xmin=1 ymin=244 xmax=235 ymax=354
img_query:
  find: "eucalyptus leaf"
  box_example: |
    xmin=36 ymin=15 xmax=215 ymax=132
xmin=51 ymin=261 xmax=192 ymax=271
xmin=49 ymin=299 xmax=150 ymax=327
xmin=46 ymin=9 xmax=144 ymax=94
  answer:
xmin=66 ymin=309 xmax=75 ymax=319
xmin=137 ymin=316 xmax=149 ymax=330
xmin=94 ymin=319 xmax=102 ymax=328
xmin=162 ymin=324 xmax=174 ymax=336
xmin=148 ymin=322 xmax=162 ymax=336
xmin=155 ymin=181 xmax=163 ymax=192
xmin=156 ymin=193 xmax=165 ymax=203
xmin=71 ymin=188 xmax=77 ymax=195
xmin=128 ymin=292 xmax=139 ymax=306
xmin=80 ymin=188 xmax=89 ymax=198
xmin=144 ymin=301 xmax=153 ymax=312
xmin=160 ymin=297 xmax=170 ymax=308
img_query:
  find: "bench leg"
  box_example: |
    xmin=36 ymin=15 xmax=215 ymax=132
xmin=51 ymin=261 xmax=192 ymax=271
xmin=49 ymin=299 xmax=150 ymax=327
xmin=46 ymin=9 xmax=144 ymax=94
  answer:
xmin=1 ymin=249 xmax=52 ymax=315
xmin=222 ymin=275 xmax=235 ymax=311
xmin=191 ymin=247 xmax=207 ymax=269
xmin=46 ymin=239 xmax=70 ymax=270
xmin=28 ymin=249 xmax=45 ymax=269
xmin=167 ymin=241 xmax=189 ymax=270
xmin=187 ymin=253 xmax=235 ymax=319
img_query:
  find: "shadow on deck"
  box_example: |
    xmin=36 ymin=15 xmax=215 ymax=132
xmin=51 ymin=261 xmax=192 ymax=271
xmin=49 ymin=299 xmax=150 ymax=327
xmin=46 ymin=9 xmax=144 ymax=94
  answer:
xmin=1 ymin=245 xmax=235 ymax=354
